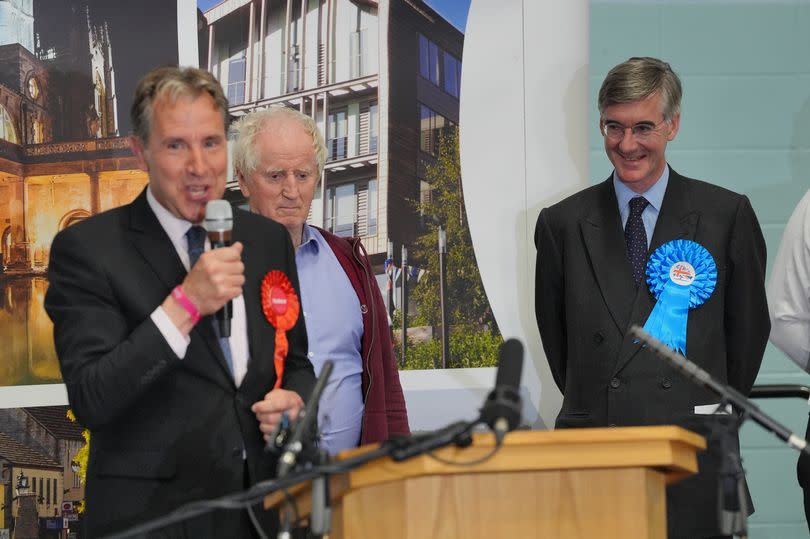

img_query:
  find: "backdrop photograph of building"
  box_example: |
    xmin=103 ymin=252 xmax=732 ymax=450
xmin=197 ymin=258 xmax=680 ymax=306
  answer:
xmin=0 ymin=0 xmax=179 ymax=388
xmin=203 ymin=0 xmax=500 ymax=368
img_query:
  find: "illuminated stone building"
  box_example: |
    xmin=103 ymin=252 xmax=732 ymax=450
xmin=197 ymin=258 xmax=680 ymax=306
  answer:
xmin=0 ymin=1 xmax=145 ymax=274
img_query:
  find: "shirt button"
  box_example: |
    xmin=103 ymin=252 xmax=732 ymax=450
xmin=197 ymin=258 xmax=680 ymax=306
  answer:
xmin=308 ymin=352 xmax=314 ymax=358
xmin=661 ymin=378 xmax=672 ymax=389
xmin=610 ymin=378 xmax=620 ymax=389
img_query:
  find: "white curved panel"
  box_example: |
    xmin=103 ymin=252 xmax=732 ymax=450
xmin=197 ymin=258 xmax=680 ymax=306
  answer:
xmin=459 ymin=0 xmax=590 ymax=427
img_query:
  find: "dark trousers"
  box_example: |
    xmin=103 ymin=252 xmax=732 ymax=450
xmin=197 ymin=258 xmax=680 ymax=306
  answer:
xmin=798 ymin=414 xmax=810 ymax=533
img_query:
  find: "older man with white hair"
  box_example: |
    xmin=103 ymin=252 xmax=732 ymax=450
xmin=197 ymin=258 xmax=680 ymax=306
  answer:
xmin=232 ymin=107 xmax=410 ymax=454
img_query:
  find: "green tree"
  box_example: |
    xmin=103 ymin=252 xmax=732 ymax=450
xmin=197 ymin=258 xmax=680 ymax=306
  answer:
xmin=406 ymin=129 xmax=500 ymax=368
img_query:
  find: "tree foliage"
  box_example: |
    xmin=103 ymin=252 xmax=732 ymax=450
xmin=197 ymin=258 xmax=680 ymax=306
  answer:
xmin=406 ymin=130 xmax=501 ymax=368
xmin=409 ymin=129 xmax=499 ymax=342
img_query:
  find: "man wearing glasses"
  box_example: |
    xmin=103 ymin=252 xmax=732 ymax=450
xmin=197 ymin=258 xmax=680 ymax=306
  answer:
xmin=534 ymin=57 xmax=769 ymax=538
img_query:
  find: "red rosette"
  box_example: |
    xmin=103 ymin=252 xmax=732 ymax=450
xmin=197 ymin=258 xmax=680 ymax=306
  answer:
xmin=261 ymin=270 xmax=300 ymax=389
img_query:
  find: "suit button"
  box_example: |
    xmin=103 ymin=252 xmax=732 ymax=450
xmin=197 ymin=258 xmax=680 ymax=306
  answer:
xmin=610 ymin=377 xmax=620 ymax=389
xmin=608 ymin=423 xmax=617 ymax=428
xmin=593 ymin=332 xmax=604 ymax=345
xmin=232 ymin=446 xmax=243 ymax=457
xmin=661 ymin=378 xmax=672 ymax=389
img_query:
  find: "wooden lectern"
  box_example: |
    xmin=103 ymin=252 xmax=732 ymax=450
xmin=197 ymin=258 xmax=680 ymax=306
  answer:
xmin=265 ymin=426 xmax=705 ymax=539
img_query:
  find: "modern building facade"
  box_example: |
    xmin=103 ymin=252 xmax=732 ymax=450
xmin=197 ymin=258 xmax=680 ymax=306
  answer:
xmin=203 ymin=0 xmax=463 ymax=268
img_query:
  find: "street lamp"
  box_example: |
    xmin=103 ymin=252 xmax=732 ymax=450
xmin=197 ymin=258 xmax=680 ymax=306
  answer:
xmin=70 ymin=460 xmax=80 ymax=474
xmin=15 ymin=470 xmax=29 ymax=496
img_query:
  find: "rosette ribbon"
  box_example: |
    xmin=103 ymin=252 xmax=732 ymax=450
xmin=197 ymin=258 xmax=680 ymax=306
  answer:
xmin=261 ymin=270 xmax=300 ymax=389
xmin=641 ymin=239 xmax=717 ymax=355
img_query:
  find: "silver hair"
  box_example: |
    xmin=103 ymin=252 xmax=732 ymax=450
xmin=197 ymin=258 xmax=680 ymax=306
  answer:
xmin=598 ymin=57 xmax=682 ymax=121
xmin=230 ymin=106 xmax=327 ymax=178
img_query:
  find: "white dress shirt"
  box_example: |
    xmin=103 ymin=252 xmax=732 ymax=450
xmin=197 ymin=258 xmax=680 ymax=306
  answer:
xmin=769 ymin=189 xmax=810 ymax=371
xmin=146 ymin=187 xmax=249 ymax=385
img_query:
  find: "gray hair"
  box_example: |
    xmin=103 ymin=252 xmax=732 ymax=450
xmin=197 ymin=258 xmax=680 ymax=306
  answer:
xmin=231 ymin=106 xmax=327 ymax=177
xmin=598 ymin=57 xmax=682 ymax=121
xmin=130 ymin=66 xmax=228 ymax=143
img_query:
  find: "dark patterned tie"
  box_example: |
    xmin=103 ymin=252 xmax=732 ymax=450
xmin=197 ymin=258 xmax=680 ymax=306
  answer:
xmin=625 ymin=196 xmax=650 ymax=286
xmin=185 ymin=226 xmax=234 ymax=376
xmin=185 ymin=225 xmax=206 ymax=267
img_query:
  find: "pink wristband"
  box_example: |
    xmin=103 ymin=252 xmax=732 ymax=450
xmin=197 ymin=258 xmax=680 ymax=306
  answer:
xmin=171 ymin=285 xmax=200 ymax=325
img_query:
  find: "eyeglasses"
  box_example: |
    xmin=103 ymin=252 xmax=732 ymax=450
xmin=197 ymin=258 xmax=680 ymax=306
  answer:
xmin=601 ymin=120 xmax=667 ymax=142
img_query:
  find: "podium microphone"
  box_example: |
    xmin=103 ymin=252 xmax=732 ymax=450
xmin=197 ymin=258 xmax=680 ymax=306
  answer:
xmin=204 ymin=200 xmax=233 ymax=338
xmin=629 ymin=325 xmax=810 ymax=455
xmin=277 ymin=360 xmax=334 ymax=478
xmin=480 ymin=338 xmax=524 ymax=444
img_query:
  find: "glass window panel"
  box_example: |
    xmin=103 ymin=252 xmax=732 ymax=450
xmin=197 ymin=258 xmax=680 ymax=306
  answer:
xmin=419 ymin=34 xmax=430 ymax=79
xmin=368 ymin=179 xmax=378 ymax=235
xmin=428 ymin=41 xmax=439 ymax=85
xmin=443 ymin=52 xmax=460 ymax=97
xmin=420 ymin=104 xmax=433 ymax=154
xmin=369 ymin=102 xmax=379 ymax=153
xmin=328 ymin=110 xmax=348 ymax=160
xmin=227 ymin=57 xmax=247 ymax=105
xmin=334 ymin=183 xmax=356 ymax=237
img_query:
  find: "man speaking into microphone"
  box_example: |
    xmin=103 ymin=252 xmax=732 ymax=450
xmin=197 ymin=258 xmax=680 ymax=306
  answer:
xmin=45 ymin=66 xmax=314 ymax=538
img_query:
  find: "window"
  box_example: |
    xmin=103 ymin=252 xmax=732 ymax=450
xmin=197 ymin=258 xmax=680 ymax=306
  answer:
xmin=73 ymin=469 xmax=81 ymax=488
xmin=367 ymin=179 xmax=378 ymax=236
xmin=419 ymin=104 xmax=450 ymax=157
xmin=227 ymin=54 xmax=247 ymax=105
xmin=324 ymin=180 xmax=377 ymax=237
xmin=39 ymin=478 xmax=43 ymax=499
xmin=418 ymin=34 xmax=439 ymax=85
xmin=328 ymin=110 xmax=348 ymax=161
xmin=46 ymin=476 xmax=50 ymax=505
xmin=32 ymin=475 xmax=36 ymax=493
xmin=0 ymin=104 xmax=18 ymax=144
xmin=327 ymin=183 xmax=356 ymax=237
xmin=369 ymin=103 xmax=379 ymax=153
xmin=52 ymin=478 xmax=57 ymax=505
xmin=350 ymin=29 xmax=368 ymax=78
xmin=419 ymin=34 xmax=461 ymax=97
xmin=443 ymin=52 xmax=461 ymax=98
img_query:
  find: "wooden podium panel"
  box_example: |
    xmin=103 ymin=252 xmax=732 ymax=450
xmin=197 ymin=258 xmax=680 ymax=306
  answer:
xmin=266 ymin=426 xmax=705 ymax=539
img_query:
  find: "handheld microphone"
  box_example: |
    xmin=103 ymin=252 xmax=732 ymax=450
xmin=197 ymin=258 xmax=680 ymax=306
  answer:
xmin=480 ymin=338 xmax=524 ymax=444
xmin=277 ymin=359 xmax=334 ymax=478
xmin=630 ymin=325 xmax=810 ymax=455
xmin=204 ymin=200 xmax=233 ymax=338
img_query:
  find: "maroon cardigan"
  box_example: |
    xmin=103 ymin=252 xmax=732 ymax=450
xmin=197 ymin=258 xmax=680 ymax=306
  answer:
xmin=317 ymin=227 xmax=410 ymax=444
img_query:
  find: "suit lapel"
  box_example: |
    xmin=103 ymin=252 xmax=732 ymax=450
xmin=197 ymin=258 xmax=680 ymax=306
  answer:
xmin=581 ymin=178 xmax=637 ymax=334
xmin=234 ymin=212 xmax=274 ymax=391
xmin=611 ymin=168 xmax=700 ymax=376
xmin=128 ymin=190 xmax=186 ymax=290
xmin=127 ymin=190 xmax=235 ymax=390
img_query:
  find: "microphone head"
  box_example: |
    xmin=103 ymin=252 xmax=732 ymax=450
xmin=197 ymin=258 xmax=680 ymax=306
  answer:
xmin=481 ymin=338 xmax=524 ymax=435
xmin=204 ymin=199 xmax=233 ymax=233
xmin=495 ymin=338 xmax=523 ymax=389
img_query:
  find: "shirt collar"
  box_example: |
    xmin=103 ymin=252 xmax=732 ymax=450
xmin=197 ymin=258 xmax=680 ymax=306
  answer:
xmin=146 ymin=185 xmax=196 ymax=245
xmin=299 ymin=223 xmax=320 ymax=253
xmin=612 ymin=164 xmax=669 ymax=213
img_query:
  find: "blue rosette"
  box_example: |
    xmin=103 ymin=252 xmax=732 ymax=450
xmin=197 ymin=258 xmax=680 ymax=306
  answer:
xmin=641 ymin=239 xmax=717 ymax=354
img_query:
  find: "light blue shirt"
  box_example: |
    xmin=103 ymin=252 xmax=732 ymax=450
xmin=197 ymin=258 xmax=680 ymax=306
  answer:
xmin=296 ymin=225 xmax=365 ymax=455
xmin=613 ymin=165 xmax=670 ymax=248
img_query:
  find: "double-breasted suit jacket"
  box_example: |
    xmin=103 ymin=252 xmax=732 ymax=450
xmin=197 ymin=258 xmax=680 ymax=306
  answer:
xmin=45 ymin=189 xmax=315 ymax=537
xmin=535 ymin=168 xmax=769 ymax=538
